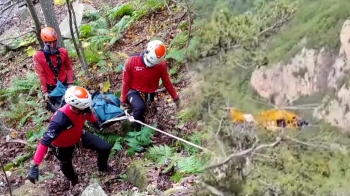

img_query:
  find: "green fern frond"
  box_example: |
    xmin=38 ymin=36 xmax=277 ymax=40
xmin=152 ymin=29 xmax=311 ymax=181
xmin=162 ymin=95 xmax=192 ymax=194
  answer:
xmin=90 ymin=18 xmax=108 ymax=30
xmin=109 ymin=3 xmax=134 ymax=22
xmin=165 ymin=48 xmax=184 ymax=62
xmin=88 ymin=35 xmax=111 ymax=50
xmin=84 ymin=48 xmax=102 ymax=64
xmin=27 ymin=128 xmax=45 ymax=143
xmin=96 ymin=28 xmax=110 ymax=35
xmin=145 ymin=145 xmax=174 ymax=166
xmin=63 ymin=40 xmax=77 ymax=58
xmin=95 ymin=133 xmax=122 ymax=145
xmin=83 ymin=10 xmax=101 ymax=21
xmin=79 ymin=24 xmax=94 ymax=38
xmin=111 ymin=15 xmax=134 ymax=34
xmin=176 ymin=156 xmax=205 ymax=174
xmin=170 ymin=32 xmax=188 ymax=48
xmin=187 ymin=36 xmax=201 ymax=59
xmin=0 ymin=72 xmax=39 ymax=99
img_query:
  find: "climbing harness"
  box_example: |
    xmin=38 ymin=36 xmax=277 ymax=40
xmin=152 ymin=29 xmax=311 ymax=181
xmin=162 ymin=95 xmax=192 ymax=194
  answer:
xmin=139 ymin=91 xmax=156 ymax=118
xmin=100 ymin=110 xmax=211 ymax=152
xmin=39 ymin=48 xmax=62 ymax=82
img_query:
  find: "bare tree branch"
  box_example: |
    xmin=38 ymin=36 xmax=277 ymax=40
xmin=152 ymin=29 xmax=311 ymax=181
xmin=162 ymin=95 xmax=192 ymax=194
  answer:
xmin=0 ymin=138 xmax=36 ymax=149
xmin=204 ymin=136 xmax=282 ymax=170
xmin=0 ymin=30 xmax=35 ymax=43
xmin=0 ymin=157 xmax=12 ymax=196
xmin=199 ymin=181 xmax=225 ymax=196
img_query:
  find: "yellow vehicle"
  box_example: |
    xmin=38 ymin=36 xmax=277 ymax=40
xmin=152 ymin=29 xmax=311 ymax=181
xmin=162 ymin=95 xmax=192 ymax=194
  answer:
xmin=229 ymin=108 xmax=309 ymax=131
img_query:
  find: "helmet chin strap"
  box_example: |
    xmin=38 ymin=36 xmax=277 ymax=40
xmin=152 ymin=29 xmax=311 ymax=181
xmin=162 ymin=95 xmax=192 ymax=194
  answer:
xmin=143 ymin=53 xmax=155 ymax=68
xmin=43 ymin=43 xmax=58 ymax=55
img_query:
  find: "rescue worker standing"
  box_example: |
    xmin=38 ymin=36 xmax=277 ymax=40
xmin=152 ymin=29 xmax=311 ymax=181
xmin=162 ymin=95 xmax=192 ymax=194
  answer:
xmin=33 ymin=27 xmax=74 ymax=112
xmin=120 ymin=40 xmax=180 ymax=131
xmin=26 ymin=86 xmax=112 ymax=187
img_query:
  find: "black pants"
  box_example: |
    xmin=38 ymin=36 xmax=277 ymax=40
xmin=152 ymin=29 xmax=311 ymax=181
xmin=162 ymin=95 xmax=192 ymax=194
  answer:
xmin=50 ymin=131 xmax=111 ymax=181
xmin=126 ymin=91 xmax=155 ymax=131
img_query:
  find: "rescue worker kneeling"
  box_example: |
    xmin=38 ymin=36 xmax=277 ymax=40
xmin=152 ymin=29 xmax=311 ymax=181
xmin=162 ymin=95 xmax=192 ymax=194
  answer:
xmin=120 ymin=40 xmax=180 ymax=131
xmin=26 ymin=86 xmax=112 ymax=186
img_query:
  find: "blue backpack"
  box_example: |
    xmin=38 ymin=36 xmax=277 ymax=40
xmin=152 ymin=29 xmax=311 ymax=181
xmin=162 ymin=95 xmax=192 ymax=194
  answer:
xmin=91 ymin=91 xmax=124 ymax=123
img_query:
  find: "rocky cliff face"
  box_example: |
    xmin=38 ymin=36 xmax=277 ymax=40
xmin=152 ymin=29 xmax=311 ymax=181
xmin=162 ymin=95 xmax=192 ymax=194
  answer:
xmin=250 ymin=20 xmax=350 ymax=130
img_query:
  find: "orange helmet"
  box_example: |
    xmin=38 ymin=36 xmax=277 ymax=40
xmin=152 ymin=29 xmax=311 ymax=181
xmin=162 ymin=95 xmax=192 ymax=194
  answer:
xmin=40 ymin=27 xmax=58 ymax=42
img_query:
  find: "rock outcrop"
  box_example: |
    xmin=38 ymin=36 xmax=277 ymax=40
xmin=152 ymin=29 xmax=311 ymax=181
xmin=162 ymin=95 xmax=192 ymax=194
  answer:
xmin=250 ymin=20 xmax=350 ymax=130
xmin=81 ymin=183 xmax=107 ymax=196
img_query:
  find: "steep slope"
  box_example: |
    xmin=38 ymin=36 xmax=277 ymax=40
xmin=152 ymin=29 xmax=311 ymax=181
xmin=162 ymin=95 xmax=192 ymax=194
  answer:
xmin=251 ymin=20 xmax=350 ymax=129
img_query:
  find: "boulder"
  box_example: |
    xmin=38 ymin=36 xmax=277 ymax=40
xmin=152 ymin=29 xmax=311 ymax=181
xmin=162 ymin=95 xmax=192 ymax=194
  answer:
xmin=81 ymin=183 xmax=107 ymax=196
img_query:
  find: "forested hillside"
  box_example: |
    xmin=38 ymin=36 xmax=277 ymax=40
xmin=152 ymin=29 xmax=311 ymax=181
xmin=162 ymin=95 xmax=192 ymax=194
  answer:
xmin=188 ymin=0 xmax=350 ymax=195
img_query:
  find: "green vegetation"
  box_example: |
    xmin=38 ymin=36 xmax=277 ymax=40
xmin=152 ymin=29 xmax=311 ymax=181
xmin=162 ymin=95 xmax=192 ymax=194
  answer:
xmin=267 ymin=0 xmax=350 ymax=63
xmin=180 ymin=0 xmax=350 ymax=195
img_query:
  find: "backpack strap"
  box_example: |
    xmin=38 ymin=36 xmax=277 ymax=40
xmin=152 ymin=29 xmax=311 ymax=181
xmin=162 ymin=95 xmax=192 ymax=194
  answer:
xmin=39 ymin=48 xmax=62 ymax=81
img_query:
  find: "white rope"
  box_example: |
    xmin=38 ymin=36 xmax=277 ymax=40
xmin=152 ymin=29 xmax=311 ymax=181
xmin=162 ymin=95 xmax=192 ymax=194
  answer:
xmin=124 ymin=110 xmax=211 ymax=152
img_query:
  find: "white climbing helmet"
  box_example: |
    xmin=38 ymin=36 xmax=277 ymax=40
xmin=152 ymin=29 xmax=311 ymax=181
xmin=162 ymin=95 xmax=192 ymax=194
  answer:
xmin=144 ymin=40 xmax=166 ymax=67
xmin=64 ymin=86 xmax=92 ymax=110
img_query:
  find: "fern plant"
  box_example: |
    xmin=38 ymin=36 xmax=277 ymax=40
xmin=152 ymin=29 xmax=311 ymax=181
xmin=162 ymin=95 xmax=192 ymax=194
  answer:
xmin=0 ymin=72 xmax=39 ymax=100
xmin=108 ymin=3 xmax=134 ymax=23
xmin=145 ymin=144 xmax=208 ymax=175
xmin=145 ymin=145 xmax=174 ymax=166
xmin=125 ymin=125 xmax=155 ymax=156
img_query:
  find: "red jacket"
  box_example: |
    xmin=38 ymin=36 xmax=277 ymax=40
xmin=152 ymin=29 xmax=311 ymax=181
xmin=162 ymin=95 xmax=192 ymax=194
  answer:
xmin=120 ymin=52 xmax=178 ymax=102
xmin=33 ymin=104 xmax=97 ymax=166
xmin=33 ymin=48 xmax=74 ymax=93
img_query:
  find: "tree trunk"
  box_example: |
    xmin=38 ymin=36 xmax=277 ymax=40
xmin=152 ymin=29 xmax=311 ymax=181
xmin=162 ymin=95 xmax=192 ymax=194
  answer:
xmin=68 ymin=1 xmax=88 ymax=73
xmin=66 ymin=0 xmax=88 ymax=75
xmin=0 ymin=119 xmax=10 ymax=136
xmin=24 ymin=0 xmax=43 ymax=48
xmin=39 ymin=0 xmax=64 ymax=47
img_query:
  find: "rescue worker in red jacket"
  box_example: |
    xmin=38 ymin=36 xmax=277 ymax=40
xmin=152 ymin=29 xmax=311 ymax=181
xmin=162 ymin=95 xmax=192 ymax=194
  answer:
xmin=26 ymin=86 xmax=112 ymax=187
xmin=33 ymin=27 xmax=74 ymax=112
xmin=120 ymin=40 xmax=180 ymax=131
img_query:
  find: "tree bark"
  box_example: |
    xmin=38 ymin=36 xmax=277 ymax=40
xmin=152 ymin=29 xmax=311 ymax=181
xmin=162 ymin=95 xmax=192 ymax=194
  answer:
xmin=66 ymin=0 xmax=88 ymax=75
xmin=39 ymin=0 xmax=64 ymax=47
xmin=24 ymin=0 xmax=43 ymax=48
xmin=68 ymin=0 xmax=88 ymax=73
xmin=0 ymin=119 xmax=10 ymax=136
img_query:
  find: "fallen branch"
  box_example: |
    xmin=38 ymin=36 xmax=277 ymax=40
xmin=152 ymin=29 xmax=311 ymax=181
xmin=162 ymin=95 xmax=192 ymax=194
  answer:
xmin=286 ymin=136 xmax=331 ymax=149
xmin=0 ymin=30 xmax=35 ymax=43
xmin=0 ymin=157 xmax=12 ymax=196
xmin=199 ymin=181 xmax=225 ymax=196
xmin=1 ymin=139 xmax=36 ymax=149
xmin=133 ymin=38 xmax=146 ymax=47
xmin=204 ymin=136 xmax=282 ymax=170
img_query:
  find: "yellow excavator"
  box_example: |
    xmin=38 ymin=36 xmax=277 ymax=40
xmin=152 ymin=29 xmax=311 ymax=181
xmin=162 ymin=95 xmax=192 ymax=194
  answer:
xmin=229 ymin=108 xmax=309 ymax=131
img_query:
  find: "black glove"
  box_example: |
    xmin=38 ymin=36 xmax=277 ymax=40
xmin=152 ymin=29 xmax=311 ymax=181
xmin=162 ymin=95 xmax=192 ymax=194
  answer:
xmin=92 ymin=121 xmax=103 ymax=130
xmin=120 ymin=102 xmax=130 ymax=110
xmin=27 ymin=164 xmax=39 ymax=184
xmin=174 ymin=97 xmax=180 ymax=108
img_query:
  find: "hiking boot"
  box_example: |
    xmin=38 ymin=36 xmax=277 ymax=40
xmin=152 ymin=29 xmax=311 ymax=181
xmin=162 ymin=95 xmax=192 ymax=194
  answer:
xmin=69 ymin=173 xmax=79 ymax=187
xmin=97 ymin=165 xmax=116 ymax=176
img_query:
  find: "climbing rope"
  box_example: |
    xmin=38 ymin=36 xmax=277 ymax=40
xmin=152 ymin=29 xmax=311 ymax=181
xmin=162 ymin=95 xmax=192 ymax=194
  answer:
xmin=124 ymin=110 xmax=211 ymax=152
xmin=101 ymin=110 xmax=211 ymax=152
